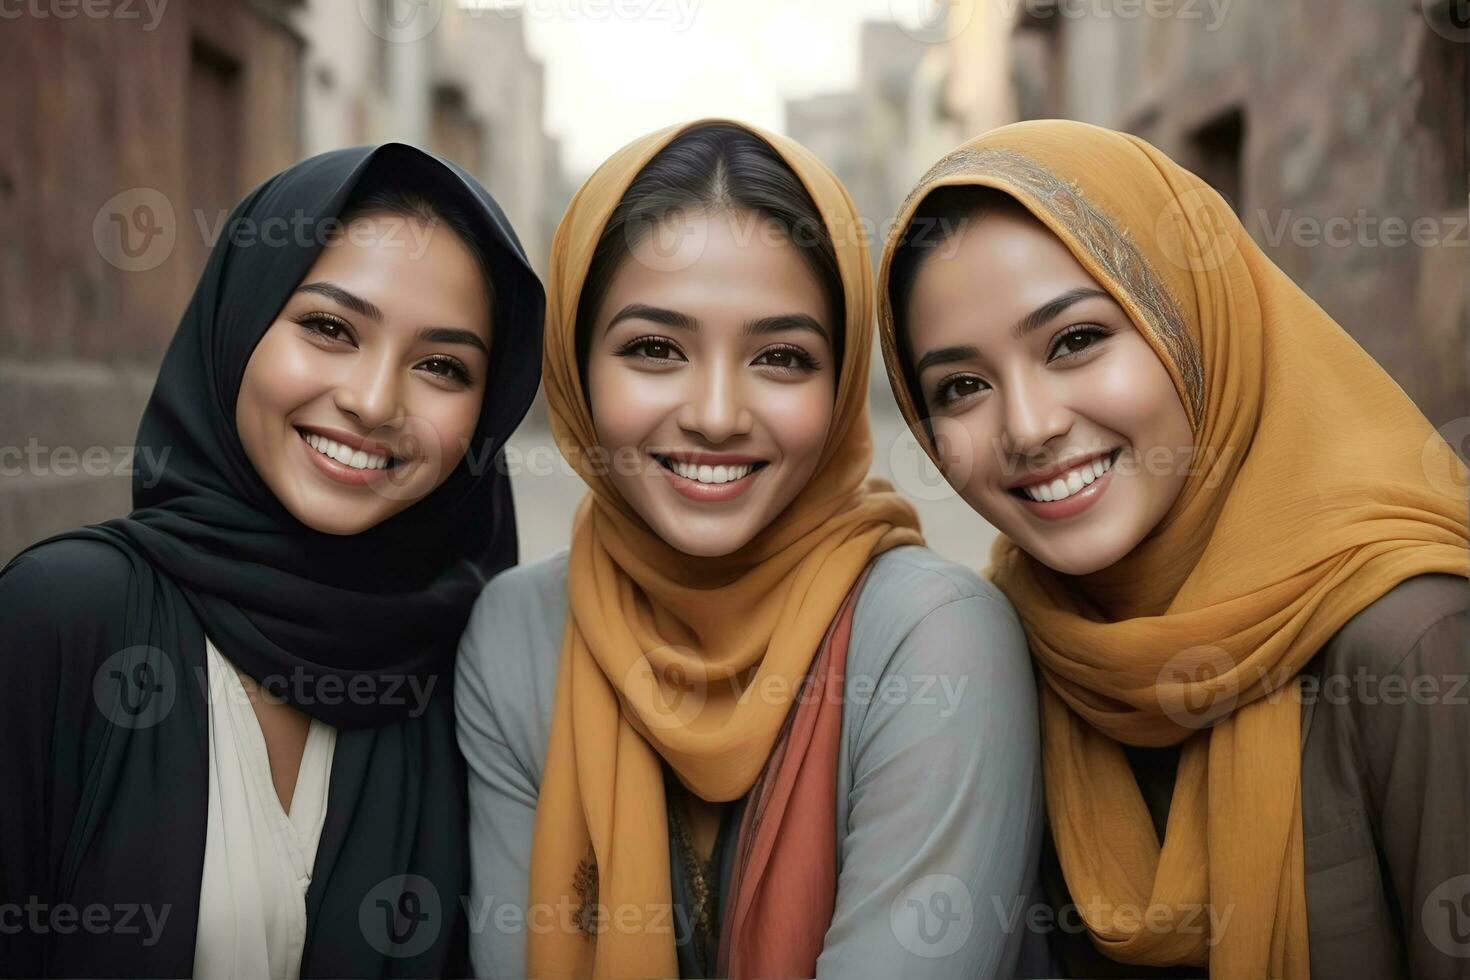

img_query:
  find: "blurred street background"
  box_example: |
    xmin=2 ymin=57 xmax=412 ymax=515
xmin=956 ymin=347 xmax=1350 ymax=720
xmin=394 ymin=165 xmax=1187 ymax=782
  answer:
xmin=2 ymin=0 xmax=1466 ymax=567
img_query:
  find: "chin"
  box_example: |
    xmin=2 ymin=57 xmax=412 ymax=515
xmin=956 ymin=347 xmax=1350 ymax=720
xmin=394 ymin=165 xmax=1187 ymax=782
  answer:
xmin=290 ymin=503 xmax=386 ymax=536
xmin=658 ymin=524 xmax=752 ymax=559
xmin=1009 ymin=526 xmax=1136 ymax=576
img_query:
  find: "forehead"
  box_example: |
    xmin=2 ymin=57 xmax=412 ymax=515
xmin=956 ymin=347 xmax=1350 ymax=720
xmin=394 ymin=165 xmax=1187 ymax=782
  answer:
xmin=907 ymin=208 xmax=1102 ymax=346
xmin=304 ymin=213 xmax=491 ymax=331
xmin=603 ymin=210 xmax=831 ymax=327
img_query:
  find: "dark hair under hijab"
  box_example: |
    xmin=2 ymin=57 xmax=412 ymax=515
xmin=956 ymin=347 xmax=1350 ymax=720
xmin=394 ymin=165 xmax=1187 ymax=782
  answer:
xmin=575 ymin=122 xmax=846 ymax=383
xmin=886 ymin=183 xmax=1020 ymax=436
xmin=0 ymin=143 xmax=545 ymax=977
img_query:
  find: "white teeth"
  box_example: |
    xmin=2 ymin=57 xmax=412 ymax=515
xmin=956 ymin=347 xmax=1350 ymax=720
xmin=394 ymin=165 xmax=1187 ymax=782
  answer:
xmin=302 ymin=431 xmax=392 ymax=470
xmin=665 ymin=458 xmax=757 ymax=484
xmin=1021 ymin=451 xmax=1114 ymax=503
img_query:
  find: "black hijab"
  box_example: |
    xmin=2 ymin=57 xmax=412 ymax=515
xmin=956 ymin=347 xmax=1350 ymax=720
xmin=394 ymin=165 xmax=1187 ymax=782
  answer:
xmin=0 ymin=144 xmax=544 ymax=976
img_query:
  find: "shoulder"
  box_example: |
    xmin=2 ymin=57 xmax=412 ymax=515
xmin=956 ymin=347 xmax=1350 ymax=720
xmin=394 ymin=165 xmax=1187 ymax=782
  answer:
xmin=0 ymin=536 xmax=145 ymax=709
xmin=851 ymin=545 xmax=1026 ymax=659
xmin=846 ymin=545 xmax=1035 ymax=719
xmin=2 ymin=535 xmax=138 ymax=599
xmin=861 ymin=544 xmax=1011 ymax=607
xmin=1317 ymin=572 xmax=1469 ymax=678
xmin=460 ymin=548 xmax=569 ymax=644
xmin=0 ymin=535 xmax=139 ymax=636
xmin=454 ymin=549 xmax=568 ymax=727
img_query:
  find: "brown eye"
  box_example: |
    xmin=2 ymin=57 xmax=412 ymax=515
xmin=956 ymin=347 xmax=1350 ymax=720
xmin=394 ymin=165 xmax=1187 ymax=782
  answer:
xmin=1049 ymin=324 xmax=1109 ymax=361
xmin=933 ymin=374 xmax=987 ymax=407
xmin=419 ymin=356 xmax=472 ymax=385
xmin=613 ymin=335 xmax=687 ymax=363
xmin=298 ymin=312 xmax=353 ymax=344
xmin=752 ymin=344 xmax=819 ymax=373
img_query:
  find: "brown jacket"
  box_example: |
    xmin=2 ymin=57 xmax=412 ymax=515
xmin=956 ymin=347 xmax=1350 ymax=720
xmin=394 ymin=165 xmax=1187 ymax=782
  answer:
xmin=1039 ymin=572 xmax=1470 ymax=979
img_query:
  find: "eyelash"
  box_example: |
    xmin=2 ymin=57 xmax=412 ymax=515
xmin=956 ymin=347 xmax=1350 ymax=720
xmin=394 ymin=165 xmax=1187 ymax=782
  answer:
xmin=928 ymin=324 xmax=1111 ymax=407
xmin=1049 ymin=323 xmax=1110 ymax=361
xmin=296 ymin=312 xmax=474 ymax=386
xmin=612 ymin=335 xmax=822 ymax=375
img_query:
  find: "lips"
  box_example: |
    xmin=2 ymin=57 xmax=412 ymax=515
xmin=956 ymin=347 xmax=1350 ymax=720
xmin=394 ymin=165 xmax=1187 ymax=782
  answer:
xmin=297 ymin=427 xmax=399 ymax=471
xmin=295 ymin=425 xmax=407 ymax=488
xmin=1008 ymin=448 xmax=1118 ymax=493
xmin=1010 ymin=448 xmax=1119 ymax=503
xmin=1009 ymin=448 xmax=1122 ymax=521
xmin=651 ymin=452 xmax=769 ymax=502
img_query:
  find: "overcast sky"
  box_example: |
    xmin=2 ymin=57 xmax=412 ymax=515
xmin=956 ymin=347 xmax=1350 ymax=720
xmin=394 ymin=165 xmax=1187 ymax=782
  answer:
xmin=504 ymin=0 xmax=947 ymax=176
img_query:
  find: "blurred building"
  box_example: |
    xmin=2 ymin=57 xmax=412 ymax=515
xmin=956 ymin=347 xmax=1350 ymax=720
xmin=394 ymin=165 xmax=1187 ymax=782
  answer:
xmin=960 ymin=0 xmax=1469 ymax=431
xmin=787 ymin=21 xmax=943 ymax=406
xmin=0 ymin=0 xmax=566 ymax=563
xmin=788 ymin=22 xmax=944 ymax=259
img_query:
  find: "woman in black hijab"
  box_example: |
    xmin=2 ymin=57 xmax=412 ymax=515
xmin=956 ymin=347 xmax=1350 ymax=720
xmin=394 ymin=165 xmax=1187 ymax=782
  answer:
xmin=0 ymin=143 xmax=544 ymax=977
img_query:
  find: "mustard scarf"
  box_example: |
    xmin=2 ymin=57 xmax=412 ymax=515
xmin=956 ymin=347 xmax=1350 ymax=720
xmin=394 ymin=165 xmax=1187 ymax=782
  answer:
xmin=530 ymin=118 xmax=922 ymax=977
xmin=876 ymin=120 xmax=1470 ymax=978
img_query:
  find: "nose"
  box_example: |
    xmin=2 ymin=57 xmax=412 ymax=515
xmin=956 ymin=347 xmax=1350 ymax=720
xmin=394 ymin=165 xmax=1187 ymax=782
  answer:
xmin=998 ymin=369 xmax=1072 ymax=459
xmin=677 ymin=359 xmax=753 ymax=444
xmin=332 ymin=349 xmax=405 ymax=433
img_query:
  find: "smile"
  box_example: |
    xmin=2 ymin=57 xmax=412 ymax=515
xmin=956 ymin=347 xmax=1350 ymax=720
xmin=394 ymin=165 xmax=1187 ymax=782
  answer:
xmin=1009 ymin=448 xmax=1122 ymax=520
xmin=295 ymin=425 xmax=405 ymax=488
xmin=299 ymin=428 xmax=397 ymax=470
xmin=652 ymin=452 xmax=768 ymax=502
xmin=1014 ymin=449 xmax=1117 ymax=503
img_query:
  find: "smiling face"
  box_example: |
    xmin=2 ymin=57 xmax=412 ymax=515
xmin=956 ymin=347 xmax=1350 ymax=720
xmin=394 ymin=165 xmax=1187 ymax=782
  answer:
xmin=902 ymin=203 xmax=1194 ymax=575
xmin=585 ymin=208 xmax=837 ymax=558
xmin=235 ymin=211 xmax=492 ymax=535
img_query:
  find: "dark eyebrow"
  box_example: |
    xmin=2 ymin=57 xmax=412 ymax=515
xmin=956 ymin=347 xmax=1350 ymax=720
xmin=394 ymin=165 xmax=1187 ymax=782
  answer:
xmin=913 ymin=287 xmax=1112 ymax=376
xmin=742 ymin=313 xmax=831 ymax=345
xmin=295 ymin=281 xmax=382 ymax=322
xmin=915 ymin=344 xmax=982 ymax=376
xmin=417 ymin=326 xmax=489 ymax=357
xmin=1012 ymin=287 xmax=1110 ymax=340
xmin=298 ymin=282 xmax=486 ymax=356
xmin=605 ymin=303 xmax=699 ymax=334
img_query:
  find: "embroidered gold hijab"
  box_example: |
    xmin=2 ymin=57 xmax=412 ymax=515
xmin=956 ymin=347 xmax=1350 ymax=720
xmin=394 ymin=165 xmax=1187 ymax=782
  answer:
xmin=530 ymin=118 xmax=922 ymax=977
xmin=877 ymin=120 xmax=1469 ymax=978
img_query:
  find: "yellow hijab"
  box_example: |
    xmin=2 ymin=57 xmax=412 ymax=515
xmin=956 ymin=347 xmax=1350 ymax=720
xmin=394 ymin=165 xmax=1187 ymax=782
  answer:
xmin=530 ymin=118 xmax=922 ymax=977
xmin=876 ymin=120 xmax=1469 ymax=979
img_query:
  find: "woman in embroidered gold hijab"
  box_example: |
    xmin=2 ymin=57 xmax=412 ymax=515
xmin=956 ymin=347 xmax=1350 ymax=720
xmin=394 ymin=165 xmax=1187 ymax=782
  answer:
xmin=878 ymin=119 xmax=1469 ymax=979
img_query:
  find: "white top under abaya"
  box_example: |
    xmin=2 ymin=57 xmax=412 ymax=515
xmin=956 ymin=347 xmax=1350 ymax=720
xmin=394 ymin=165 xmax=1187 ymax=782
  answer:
xmin=192 ymin=635 xmax=337 ymax=979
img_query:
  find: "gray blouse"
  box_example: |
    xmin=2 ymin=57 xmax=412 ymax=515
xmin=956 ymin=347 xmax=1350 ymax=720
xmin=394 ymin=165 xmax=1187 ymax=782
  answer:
xmin=454 ymin=544 xmax=1050 ymax=979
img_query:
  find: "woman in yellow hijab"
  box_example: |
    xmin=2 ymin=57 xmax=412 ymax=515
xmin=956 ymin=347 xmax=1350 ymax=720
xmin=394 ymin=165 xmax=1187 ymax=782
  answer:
xmin=456 ymin=119 xmax=1050 ymax=978
xmin=878 ymin=118 xmax=1470 ymax=979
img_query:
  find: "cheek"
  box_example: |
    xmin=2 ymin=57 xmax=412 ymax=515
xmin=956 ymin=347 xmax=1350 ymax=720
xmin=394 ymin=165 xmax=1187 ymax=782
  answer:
xmin=760 ymin=380 xmax=833 ymax=466
xmin=414 ymin=390 xmax=483 ymax=472
xmin=239 ymin=327 xmax=326 ymax=418
xmin=588 ymin=362 xmax=679 ymax=450
xmin=1085 ymin=340 xmax=1187 ymax=447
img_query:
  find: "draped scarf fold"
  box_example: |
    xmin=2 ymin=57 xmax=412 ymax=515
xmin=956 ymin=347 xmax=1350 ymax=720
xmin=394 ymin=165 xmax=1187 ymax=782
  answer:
xmin=876 ymin=119 xmax=1470 ymax=979
xmin=528 ymin=118 xmax=922 ymax=978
